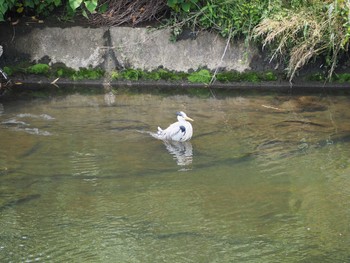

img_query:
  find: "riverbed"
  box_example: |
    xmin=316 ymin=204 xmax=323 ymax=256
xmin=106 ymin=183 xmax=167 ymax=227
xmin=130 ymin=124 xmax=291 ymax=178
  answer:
xmin=1 ymin=86 xmax=350 ymax=262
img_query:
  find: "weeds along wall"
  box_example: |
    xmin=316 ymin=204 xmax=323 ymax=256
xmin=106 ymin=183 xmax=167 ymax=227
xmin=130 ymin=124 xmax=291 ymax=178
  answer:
xmin=1 ymin=0 xmax=350 ymax=81
xmin=167 ymin=0 xmax=350 ymax=80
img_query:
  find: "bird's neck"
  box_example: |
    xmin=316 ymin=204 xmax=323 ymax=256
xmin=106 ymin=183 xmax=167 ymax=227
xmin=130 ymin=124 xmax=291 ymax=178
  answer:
xmin=177 ymin=117 xmax=186 ymax=123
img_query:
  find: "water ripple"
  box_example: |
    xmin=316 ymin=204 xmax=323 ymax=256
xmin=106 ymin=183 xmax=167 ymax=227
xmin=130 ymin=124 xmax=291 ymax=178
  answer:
xmin=69 ymin=151 xmax=101 ymax=177
xmin=1 ymin=113 xmax=54 ymax=136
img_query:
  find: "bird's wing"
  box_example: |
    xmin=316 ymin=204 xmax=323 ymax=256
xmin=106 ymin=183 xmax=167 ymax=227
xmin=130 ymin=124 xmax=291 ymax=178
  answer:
xmin=159 ymin=122 xmax=186 ymax=141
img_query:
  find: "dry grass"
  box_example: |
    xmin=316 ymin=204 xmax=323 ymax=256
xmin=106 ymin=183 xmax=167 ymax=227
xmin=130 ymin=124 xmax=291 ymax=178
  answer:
xmin=253 ymin=3 xmax=348 ymax=81
xmin=90 ymin=0 xmax=168 ymax=26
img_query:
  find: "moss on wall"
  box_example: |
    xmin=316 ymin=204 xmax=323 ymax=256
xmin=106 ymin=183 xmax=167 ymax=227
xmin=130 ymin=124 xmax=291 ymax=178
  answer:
xmin=13 ymin=62 xmax=350 ymax=85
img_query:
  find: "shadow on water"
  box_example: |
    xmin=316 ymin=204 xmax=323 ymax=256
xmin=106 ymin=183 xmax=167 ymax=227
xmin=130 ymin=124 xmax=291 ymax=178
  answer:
xmin=0 ymin=194 xmax=41 ymax=212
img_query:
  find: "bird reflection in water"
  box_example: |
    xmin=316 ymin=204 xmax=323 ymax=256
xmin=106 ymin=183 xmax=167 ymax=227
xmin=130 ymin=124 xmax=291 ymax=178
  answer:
xmin=151 ymin=111 xmax=194 ymax=167
xmin=163 ymin=140 xmax=193 ymax=166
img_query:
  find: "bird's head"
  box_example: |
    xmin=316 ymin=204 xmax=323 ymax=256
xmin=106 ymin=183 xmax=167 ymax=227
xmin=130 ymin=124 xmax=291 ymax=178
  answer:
xmin=176 ymin=111 xmax=194 ymax=122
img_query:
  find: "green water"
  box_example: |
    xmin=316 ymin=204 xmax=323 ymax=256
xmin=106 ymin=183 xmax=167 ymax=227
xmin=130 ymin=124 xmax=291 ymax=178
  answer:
xmin=1 ymin=87 xmax=350 ymax=262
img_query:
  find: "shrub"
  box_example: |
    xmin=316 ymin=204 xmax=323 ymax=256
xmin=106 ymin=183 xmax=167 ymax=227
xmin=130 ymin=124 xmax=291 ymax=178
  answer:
xmin=0 ymin=0 xmax=100 ymax=21
xmin=253 ymin=0 xmax=350 ymax=81
xmin=167 ymin=0 xmax=199 ymax=13
xmin=166 ymin=0 xmax=268 ymax=39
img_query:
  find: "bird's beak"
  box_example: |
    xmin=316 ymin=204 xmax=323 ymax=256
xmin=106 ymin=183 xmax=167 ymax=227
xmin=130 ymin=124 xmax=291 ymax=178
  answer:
xmin=185 ymin=116 xmax=194 ymax=122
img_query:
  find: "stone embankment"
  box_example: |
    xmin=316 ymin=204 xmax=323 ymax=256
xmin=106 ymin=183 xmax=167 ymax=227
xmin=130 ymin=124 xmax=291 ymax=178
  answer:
xmin=0 ymin=21 xmax=349 ymax=91
xmin=0 ymin=21 xmax=264 ymax=73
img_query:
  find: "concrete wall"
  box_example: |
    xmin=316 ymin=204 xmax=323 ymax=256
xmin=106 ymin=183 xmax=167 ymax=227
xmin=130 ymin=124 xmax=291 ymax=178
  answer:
xmin=0 ymin=23 xmax=265 ymax=73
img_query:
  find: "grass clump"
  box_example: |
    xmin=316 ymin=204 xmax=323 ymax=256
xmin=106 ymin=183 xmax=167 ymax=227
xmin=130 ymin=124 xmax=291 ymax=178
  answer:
xmin=307 ymin=73 xmax=326 ymax=82
xmin=307 ymin=72 xmax=350 ymax=83
xmin=263 ymin=71 xmax=278 ymax=81
xmin=252 ymin=1 xmax=350 ymax=81
xmin=334 ymin=73 xmax=350 ymax=83
xmin=156 ymin=69 xmax=186 ymax=81
xmin=26 ymin=64 xmax=50 ymax=75
xmin=143 ymin=70 xmax=162 ymax=81
xmin=55 ymin=66 xmax=77 ymax=78
xmin=187 ymin=69 xmax=212 ymax=84
xmin=216 ymin=71 xmax=241 ymax=82
xmin=3 ymin=66 xmax=14 ymax=76
xmin=119 ymin=69 xmax=144 ymax=81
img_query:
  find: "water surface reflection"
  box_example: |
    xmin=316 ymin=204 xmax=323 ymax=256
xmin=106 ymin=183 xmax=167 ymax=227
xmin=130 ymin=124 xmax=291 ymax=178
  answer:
xmin=163 ymin=140 xmax=193 ymax=167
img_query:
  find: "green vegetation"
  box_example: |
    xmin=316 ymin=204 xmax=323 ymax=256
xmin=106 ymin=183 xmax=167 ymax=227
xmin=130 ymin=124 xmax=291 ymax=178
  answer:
xmin=216 ymin=71 xmax=278 ymax=83
xmin=111 ymin=68 xmax=186 ymax=82
xmin=334 ymin=73 xmax=350 ymax=83
xmin=27 ymin=63 xmax=50 ymax=74
xmin=6 ymin=62 xmax=350 ymax=84
xmin=166 ymin=0 xmax=350 ymax=81
xmin=3 ymin=63 xmax=281 ymax=84
xmin=166 ymin=0 xmax=267 ymax=39
xmin=0 ymin=0 xmax=100 ymax=21
xmin=187 ymin=69 xmax=212 ymax=84
xmin=111 ymin=68 xmax=279 ymax=84
xmin=4 ymin=63 xmax=104 ymax=80
xmin=1 ymin=0 xmax=350 ymax=82
xmin=252 ymin=0 xmax=350 ymax=81
xmin=308 ymin=72 xmax=350 ymax=83
xmin=167 ymin=0 xmax=199 ymax=13
xmin=116 ymin=69 xmax=144 ymax=81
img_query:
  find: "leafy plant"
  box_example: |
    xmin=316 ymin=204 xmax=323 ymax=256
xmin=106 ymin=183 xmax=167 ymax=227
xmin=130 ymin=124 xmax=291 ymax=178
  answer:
xmin=198 ymin=0 xmax=266 ymax=38
xmin=332 ymin=73 xmax=350 ymax=83
xmin=216 ymin=71 xmax=241 ymax=82
xmin=263 ymin=71 xmax=277 ymax=81
xmin=119 ymin=69 xmax=144 ymax=81
xmin=110 ymin=71 xmax=120 ymax=80
xmin=155 ymin=68 xmax=185 ymax=81
xmin=143 ymin=70 xmax=162 ymax=81
xmin=166 ymin=0 xmax=268 ymax=40
xmin=187 ymin=69 xmax=212 ymax=83
xmin=72 ymin=68 xmax=104 ymax=80
xmin=167 ymin=0 xmax=199 ymax=13
xmin=69 ymin=0 xmax=99 ymax=18
xmin=0 ymin=0 xmax=16 ymax=21
xmin=0 ymin=0 xmax=101 ymax=21
xmin=3 ymin=66 xmax=13 ymax=76
xmin=55 ymin=66 xmax=76 ymax=78
xmin=23 ymin=0 xmax=62 ymax=16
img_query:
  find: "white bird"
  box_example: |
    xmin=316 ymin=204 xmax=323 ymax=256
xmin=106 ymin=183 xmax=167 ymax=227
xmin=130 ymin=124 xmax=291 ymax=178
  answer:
xmin=153 ymin=111 xmax=194 ymax=142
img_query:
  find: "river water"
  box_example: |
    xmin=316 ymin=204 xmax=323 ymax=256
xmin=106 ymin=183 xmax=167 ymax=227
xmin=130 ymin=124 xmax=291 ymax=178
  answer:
xmin=0 ymin=86 xmax=350 ymax=262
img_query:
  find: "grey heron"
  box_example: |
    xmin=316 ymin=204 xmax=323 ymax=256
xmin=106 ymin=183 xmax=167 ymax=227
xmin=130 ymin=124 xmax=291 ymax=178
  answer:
xmin=153 ymin=111 xmax=194 ymax=142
